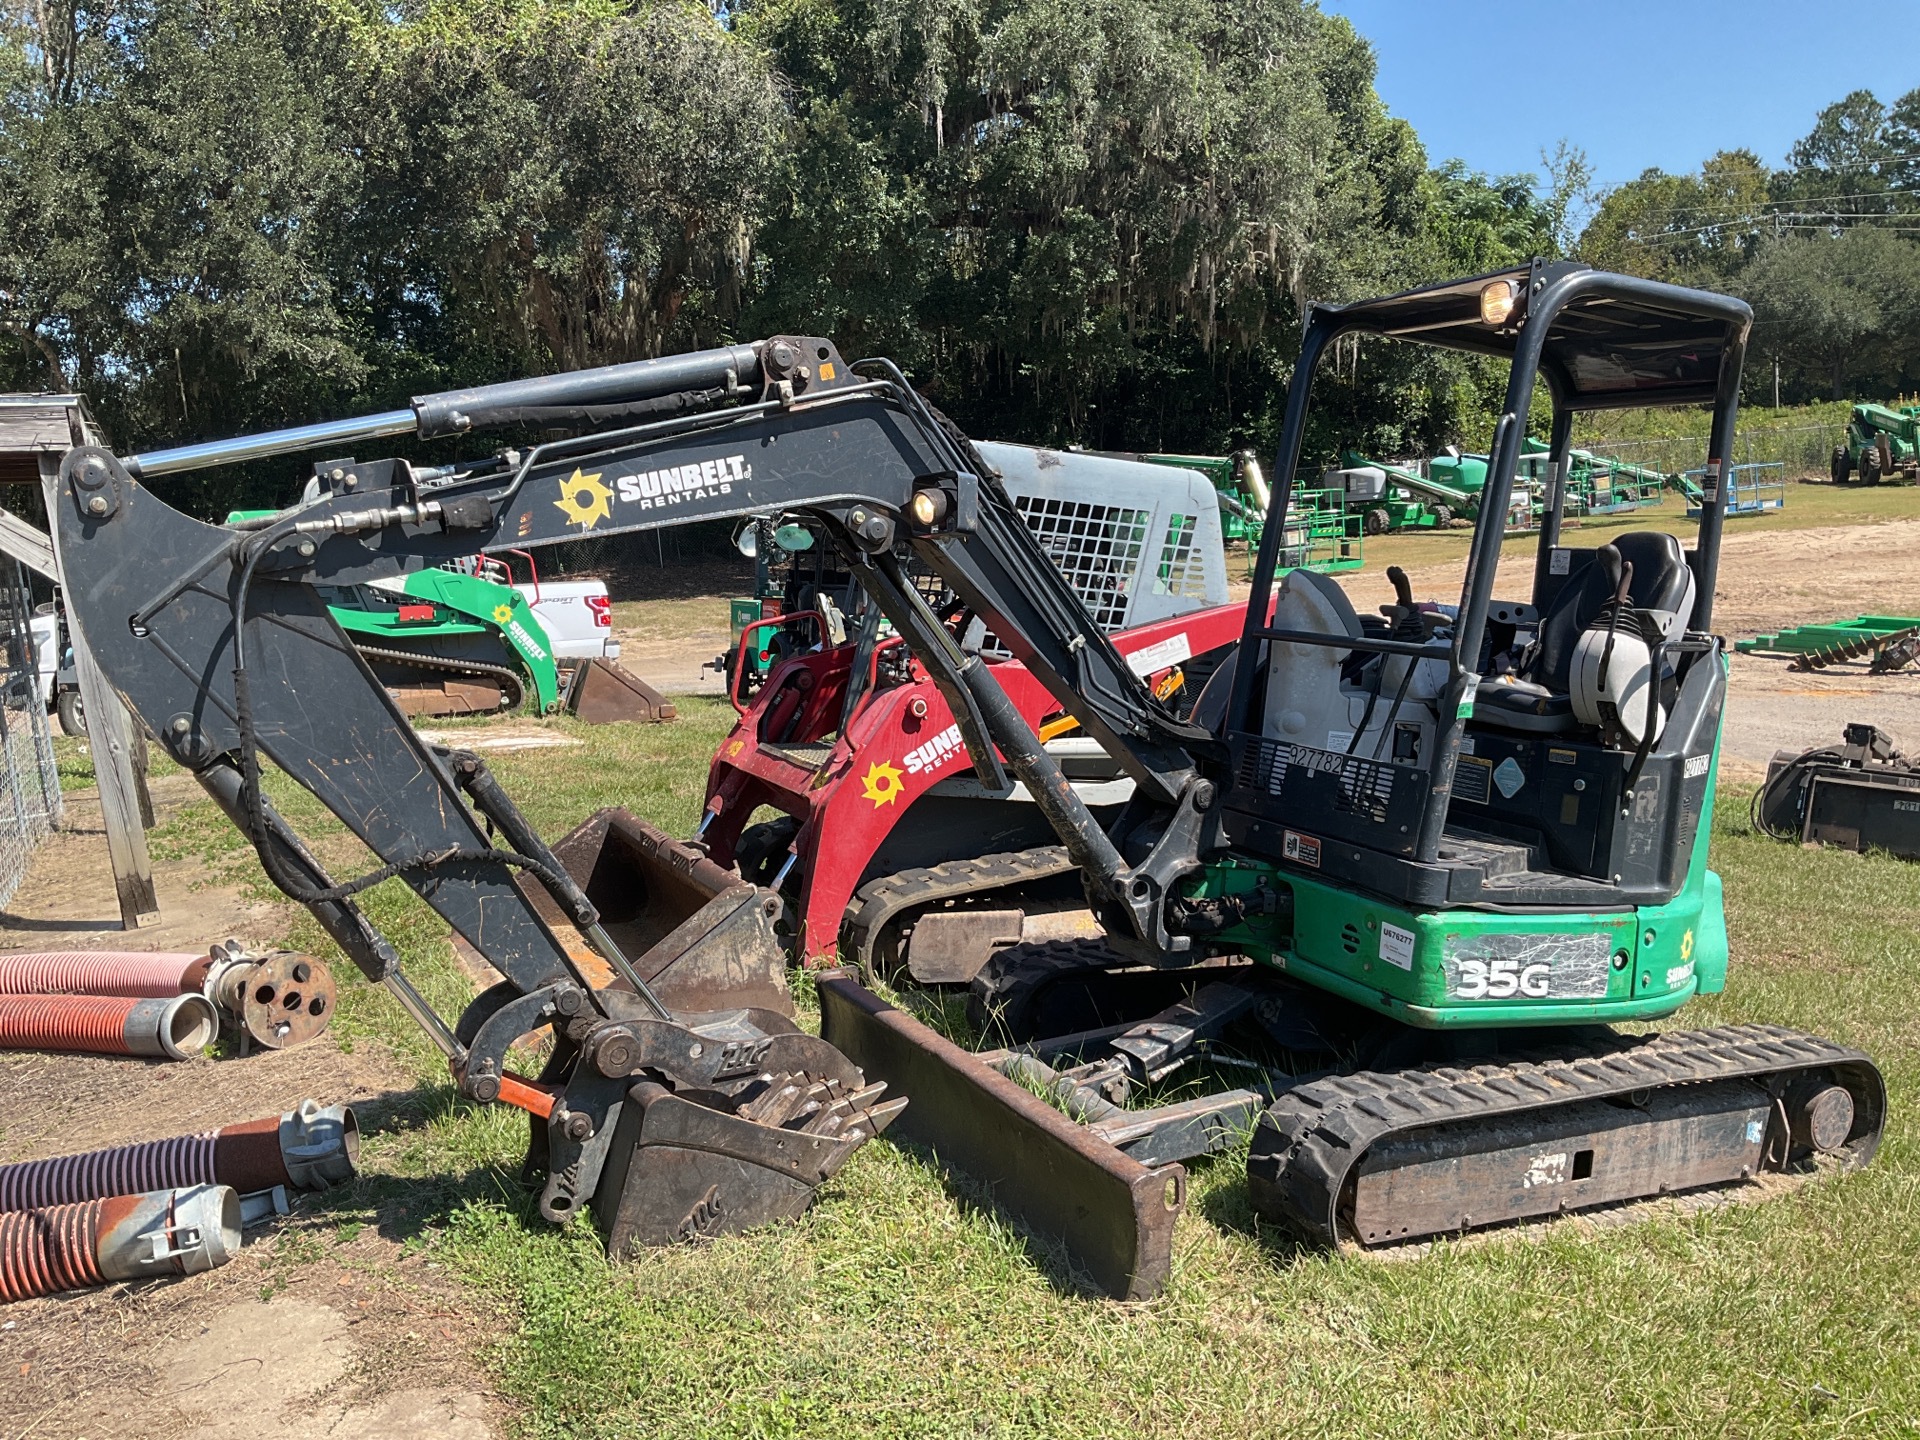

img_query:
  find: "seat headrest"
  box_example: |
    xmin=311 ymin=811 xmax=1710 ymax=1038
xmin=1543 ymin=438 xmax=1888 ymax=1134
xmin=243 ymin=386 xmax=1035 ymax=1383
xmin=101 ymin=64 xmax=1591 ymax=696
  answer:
xmin=1606 ymin=531 xmax=1695 ymax=640
xmin=1607 ymin=532 xmax=1691 ymax=615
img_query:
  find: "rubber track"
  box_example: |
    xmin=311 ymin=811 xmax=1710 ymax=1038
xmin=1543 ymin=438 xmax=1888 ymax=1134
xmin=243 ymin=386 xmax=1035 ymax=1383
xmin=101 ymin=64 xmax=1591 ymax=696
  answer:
xmin=1248 ymin=1023 xmax=1885 ymax=1248
xmin=354 ymin=642 xmax=525 ymax=711
xmin=841 ymin=847 xmax=1076 ymax=974
xmin=965 ymin=935 xmax=1142 ymax=1039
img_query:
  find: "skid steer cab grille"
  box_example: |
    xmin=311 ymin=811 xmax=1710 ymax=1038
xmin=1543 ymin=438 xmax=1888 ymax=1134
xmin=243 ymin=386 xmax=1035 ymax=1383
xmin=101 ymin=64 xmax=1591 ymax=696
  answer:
xmin=1010 ymin=497 xmax=1153 ymax=631
xmin=1227 ymin=733 xmax=1425 ymax=861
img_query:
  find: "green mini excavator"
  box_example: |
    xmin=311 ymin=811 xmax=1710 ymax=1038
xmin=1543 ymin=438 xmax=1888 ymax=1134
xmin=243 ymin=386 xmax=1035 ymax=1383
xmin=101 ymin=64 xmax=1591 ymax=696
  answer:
xmin=54 ymin=262 xmax=1883 ymax=1306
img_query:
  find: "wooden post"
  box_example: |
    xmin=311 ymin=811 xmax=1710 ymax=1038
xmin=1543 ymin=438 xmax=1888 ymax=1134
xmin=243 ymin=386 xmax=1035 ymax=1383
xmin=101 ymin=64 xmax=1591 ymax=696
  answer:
xmin=37 ymin=452 xmax=161 ymax=928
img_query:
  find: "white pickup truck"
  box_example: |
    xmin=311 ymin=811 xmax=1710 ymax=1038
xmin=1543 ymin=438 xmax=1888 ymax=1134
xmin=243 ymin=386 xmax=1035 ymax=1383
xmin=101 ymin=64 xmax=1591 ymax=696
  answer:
xmin=517 ymin=578 xmax=620 ymax=661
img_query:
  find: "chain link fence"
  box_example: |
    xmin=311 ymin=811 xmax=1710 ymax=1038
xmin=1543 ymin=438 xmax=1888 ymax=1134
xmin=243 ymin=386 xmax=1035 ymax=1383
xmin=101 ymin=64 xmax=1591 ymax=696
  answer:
xmin=0 ymin=559 xmax=61 ymax=909
xmin=1578 ymin=422 xmax=1843 ymax=481
xmin=528 ymin=521 xmax=745 ymax=594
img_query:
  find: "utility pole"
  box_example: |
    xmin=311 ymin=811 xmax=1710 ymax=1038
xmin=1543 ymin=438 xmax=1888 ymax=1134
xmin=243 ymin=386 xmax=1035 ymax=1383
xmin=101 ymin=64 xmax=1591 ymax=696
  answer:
xmin=1774 ymin=358 xmax=1781 ymax=411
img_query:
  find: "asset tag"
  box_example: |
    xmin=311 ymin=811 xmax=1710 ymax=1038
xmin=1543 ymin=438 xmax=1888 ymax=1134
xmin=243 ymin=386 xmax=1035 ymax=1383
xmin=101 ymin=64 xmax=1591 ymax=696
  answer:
xmin=1379 ymin=923 xmax=1415 ymax=971
xmin=1456 ymin=675 xmax=1479 ymax=719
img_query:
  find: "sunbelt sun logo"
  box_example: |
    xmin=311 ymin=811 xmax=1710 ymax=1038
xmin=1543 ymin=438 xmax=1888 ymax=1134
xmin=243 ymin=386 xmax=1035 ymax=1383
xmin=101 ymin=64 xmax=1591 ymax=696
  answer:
xmin=487 ymin=601 xmax=549 ymax=662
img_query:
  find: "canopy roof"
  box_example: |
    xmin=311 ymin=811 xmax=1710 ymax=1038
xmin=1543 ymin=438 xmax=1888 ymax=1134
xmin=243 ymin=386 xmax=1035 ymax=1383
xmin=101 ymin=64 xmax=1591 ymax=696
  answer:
xmin=1311 ymin=261 xmax=1751 ymax=411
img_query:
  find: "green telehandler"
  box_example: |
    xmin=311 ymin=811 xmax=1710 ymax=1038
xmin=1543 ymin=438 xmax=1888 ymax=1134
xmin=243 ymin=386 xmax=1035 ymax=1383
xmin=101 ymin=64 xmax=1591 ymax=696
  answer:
xmin=1832 ymin=401 xmax=1920 ymax=484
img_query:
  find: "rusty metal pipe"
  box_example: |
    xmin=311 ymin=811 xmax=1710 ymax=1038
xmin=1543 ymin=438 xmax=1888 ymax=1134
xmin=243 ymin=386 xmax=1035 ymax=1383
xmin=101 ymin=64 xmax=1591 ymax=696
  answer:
xmin=0 ymin=1185 xmax=241 ymax=1301
xmin=199 ymin=947 xmax=337 ymax=1049
xmin=0 ymin=1101 xmax=358 ymax=1210
xmin=0 ymin=992 xmax=217 ymax=1060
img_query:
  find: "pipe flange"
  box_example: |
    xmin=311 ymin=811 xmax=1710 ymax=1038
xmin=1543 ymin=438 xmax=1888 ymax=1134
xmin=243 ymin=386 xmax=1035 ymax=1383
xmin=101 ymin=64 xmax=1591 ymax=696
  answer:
xmin=208 ymin=952 xmax=337 ymax=1049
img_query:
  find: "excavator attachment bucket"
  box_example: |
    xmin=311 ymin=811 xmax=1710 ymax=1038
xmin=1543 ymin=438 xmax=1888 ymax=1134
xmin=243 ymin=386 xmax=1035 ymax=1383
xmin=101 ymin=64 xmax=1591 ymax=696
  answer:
xmin=816 ymin=970 xmax=1184 ymax=1301
xmin=593 ymin=1068 xmax=896 ymax=1251
xmin=517 ymin=813 xmax=907 ymax=1247
xmin=544 ymin=808 xmax=792 ymax=1016
xmin=565 ymin=658 xmax=678 ymax=724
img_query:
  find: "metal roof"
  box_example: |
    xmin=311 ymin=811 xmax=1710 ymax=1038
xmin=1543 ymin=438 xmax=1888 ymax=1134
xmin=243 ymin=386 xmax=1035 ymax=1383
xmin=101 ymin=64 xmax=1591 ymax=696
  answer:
xmin=1309 ymin=261 xmax=1752 ymax=412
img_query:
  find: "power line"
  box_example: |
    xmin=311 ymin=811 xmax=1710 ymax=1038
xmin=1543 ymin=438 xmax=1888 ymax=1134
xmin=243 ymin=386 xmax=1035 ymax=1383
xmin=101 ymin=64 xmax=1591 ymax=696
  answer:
xmin=1623 ymin=219 xmax=1920 ymax=245
xmin=1582 ymin=148 xmax=1920 ymax=196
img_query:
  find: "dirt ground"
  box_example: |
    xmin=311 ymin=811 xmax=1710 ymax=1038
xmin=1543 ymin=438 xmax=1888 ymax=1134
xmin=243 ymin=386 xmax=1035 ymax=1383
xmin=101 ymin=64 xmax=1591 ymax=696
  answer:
xmin=0 ymin=779 xmax=508 ymax=1439
xmin=1329 ymin=517 xmax=1920 ymax=781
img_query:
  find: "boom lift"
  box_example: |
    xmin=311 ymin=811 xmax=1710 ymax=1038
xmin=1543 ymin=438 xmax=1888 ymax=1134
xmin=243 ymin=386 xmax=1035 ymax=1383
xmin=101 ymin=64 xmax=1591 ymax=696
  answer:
xmin=51 ymin=270 xmax=1883 ymax=1291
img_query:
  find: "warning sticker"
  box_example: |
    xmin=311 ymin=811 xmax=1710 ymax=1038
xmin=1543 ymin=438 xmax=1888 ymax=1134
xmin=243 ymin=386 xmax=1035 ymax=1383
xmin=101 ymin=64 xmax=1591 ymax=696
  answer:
xmin=1282 ymin=830 xmax=1322 ymax=868
xmin=1549 ymin=548 xmax=1571 ymax=576
xmin=1126 ymin=631 xmax=1192 ymax=675
xmin=1379 ymin=922 xmax=1416 ymax=971
xmin=1493 ymin=756 xmax=1527 ymax=798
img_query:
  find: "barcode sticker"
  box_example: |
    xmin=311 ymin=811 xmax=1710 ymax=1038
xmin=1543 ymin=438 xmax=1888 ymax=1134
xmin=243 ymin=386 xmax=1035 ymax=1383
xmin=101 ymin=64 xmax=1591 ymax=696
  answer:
xmin=1379 ymin=923 xmax=1415 ymax=971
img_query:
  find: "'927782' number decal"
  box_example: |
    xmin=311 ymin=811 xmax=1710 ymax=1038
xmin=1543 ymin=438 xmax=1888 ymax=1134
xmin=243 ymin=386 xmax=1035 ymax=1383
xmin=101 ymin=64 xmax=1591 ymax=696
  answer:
xmin=1451 ymin=957 xmax=1550 ymax=999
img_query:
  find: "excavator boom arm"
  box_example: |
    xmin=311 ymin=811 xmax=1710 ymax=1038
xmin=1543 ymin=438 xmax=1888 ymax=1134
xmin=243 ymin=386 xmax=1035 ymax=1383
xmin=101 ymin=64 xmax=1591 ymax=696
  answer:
xmin=50 ymin=338 xmax=1209 ymax=1072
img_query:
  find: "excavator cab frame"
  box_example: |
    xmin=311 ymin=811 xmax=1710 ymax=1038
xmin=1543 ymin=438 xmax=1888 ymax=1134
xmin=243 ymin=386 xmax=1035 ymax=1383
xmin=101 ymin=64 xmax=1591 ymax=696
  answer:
xmin=1230 ymin=260 xmax=1748 ymax=876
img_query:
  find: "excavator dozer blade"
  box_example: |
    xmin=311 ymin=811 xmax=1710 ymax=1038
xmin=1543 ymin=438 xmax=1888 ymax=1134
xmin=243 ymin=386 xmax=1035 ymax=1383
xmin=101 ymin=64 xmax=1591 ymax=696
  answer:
xmin=542 ymin=808 xmax=793 ymax=1017
xmin=816 ymin=970 xmax=1184 ymax=1301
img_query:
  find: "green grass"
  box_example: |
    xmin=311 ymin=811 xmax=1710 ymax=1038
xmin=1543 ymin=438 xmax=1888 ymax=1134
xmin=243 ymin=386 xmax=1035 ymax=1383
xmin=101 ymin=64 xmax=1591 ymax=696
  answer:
xmin=1574 ymin=400 xmax=1857 ymax=446
xmin=608 ymin=594 xmax=735 ymax=642
xmin=131 ymin=712 xmax=1920 ymax=1438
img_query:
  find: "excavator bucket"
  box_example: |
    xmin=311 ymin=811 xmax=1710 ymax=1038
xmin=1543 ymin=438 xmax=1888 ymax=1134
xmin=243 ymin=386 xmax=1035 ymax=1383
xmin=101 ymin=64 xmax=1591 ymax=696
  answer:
xmin=593 ymin=1058 xmax=894 ymax=1251
xmin=565 ymin=658 xmax=678 ymax=724
xmin=514 ymin=811 xmax=909 ymax=1246
xmin=540 ymin=808 xmax=792 ymax=1016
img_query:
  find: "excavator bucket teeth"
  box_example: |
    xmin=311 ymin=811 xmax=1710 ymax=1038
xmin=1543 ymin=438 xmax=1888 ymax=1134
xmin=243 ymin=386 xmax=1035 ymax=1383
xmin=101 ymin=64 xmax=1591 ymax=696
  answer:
xmin=592 ymin=1074 xmax=901 ymax=1251
xmin=541 ymin=808 xmax=793 ymax=1017
xmin=816 ymin=969 xmax=1184 ymax=1302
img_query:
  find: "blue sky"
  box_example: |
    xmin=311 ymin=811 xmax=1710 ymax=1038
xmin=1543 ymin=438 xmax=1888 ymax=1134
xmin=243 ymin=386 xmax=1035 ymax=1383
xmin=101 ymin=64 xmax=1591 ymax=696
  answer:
xmin=1322 ymin=0 xmax=1920 ymax=186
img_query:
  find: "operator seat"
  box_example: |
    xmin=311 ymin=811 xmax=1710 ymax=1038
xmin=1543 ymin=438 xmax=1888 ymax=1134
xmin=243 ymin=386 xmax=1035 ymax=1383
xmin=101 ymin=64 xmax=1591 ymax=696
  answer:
xmin=1476 ymin=531 xmax=1695 ymax=734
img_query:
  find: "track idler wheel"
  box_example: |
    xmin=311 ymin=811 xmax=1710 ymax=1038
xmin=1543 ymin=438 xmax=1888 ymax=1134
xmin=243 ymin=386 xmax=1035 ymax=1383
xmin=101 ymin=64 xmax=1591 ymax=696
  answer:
xmin=592 ymin=1067 xmax=904 ymax=1252
xmin=1785 ymin=1075 xmax=1855 ymax=1155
